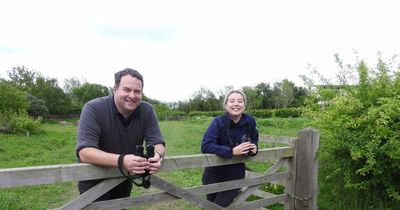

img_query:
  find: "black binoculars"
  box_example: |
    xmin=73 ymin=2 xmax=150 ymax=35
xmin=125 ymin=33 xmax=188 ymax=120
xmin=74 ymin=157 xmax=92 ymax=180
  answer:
xmin=134 ymin=145 xmax=154 ymax=188
xmin=135 ymin=145 xmax=155 ymax=160
xmin=241 ymin=136 xmax=255 ymax=156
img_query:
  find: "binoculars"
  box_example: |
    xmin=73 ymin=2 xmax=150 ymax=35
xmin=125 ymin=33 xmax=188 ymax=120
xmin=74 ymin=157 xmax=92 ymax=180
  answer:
xmin=134 ymin=145 xmax=154 ymax=188
xmin=241 ymin=136 xmax=255 ymax=156
xmin=135 ymin=145 xmax=155 ymax=160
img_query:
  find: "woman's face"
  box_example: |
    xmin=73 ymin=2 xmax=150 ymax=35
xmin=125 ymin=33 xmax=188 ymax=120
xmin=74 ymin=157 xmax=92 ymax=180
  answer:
xmin=225 ymin=92 xmax=245 ymax=119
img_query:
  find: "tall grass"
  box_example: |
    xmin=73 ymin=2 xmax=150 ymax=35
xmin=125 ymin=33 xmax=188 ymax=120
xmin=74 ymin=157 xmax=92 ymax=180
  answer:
xmin=0 ymin=116 xmax=311 ymax=209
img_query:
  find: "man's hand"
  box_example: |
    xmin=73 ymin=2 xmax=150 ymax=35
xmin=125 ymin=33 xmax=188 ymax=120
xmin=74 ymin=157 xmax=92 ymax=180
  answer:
xmin=147 ymin=153 xmax=162 ymax=174
xmin=123 ymin=154 xmax=149 ymax=174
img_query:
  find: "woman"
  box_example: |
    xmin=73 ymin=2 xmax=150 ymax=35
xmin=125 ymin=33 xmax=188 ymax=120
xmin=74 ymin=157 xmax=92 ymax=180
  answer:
xmin=201 ymin=90 xmax=259 ymax=207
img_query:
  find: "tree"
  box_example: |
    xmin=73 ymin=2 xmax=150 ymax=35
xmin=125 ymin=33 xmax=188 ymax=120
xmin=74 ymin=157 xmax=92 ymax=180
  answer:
xmin=189 ymin=87 xmax=220 ymax=111
xmin=72 ymin=83 xmax=110 ymax=105
xmin=292 ymin=86 xmax=308 ymax=107
xmin=63 ymin=76 xmax=86 ymax=94
xmin=242 ymin=86 xmax=258 ymax=110
xmin=31 ymin=77 xmax=71 ymax=115
xmin=279 ymin=79 xmax=295 ymax=108
xmin=0 ymin=80 xmax=29 ymax=113
xmin=7 ymin=66 xmax=40 ymax=92
xmin=27 ymin=94 xmax=48 ymax=117
xmin=255 ymin=82 xmax=272 ymax=109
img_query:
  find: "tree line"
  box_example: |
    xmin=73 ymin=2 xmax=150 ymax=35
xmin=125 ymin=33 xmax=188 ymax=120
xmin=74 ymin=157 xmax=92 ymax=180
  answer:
xmin=0 ymin=65 xmax=308 ymax=116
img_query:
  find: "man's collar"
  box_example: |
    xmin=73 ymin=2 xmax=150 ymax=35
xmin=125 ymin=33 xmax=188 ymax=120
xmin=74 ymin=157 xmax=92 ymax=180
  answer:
xmin=111 ymin=95 xmax=141 ymax=120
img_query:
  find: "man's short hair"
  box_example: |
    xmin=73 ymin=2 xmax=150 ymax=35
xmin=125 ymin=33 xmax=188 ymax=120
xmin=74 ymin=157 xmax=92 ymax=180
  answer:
xmin=114 ymin=68 xmax=144 ymax=88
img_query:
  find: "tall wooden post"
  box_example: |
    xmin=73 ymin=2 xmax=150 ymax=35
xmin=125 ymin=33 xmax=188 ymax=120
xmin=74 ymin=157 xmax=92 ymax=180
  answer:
xmin=285 ymin=128 xmax=319 ymax=210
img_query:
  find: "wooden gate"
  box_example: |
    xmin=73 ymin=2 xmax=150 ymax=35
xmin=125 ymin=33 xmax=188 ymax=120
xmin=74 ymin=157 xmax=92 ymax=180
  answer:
xmin=0 ymin=128 xmax=319 ymax=209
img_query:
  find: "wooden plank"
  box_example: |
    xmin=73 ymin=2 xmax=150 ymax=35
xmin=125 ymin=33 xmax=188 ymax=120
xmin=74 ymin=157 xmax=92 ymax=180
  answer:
xmin=0 ymin=163 xmax=121 ymax=189
xmin=253 ymin=189 xmax=279 ymax=198
xmin=229 ymin=194 xmax=287 ymax=210
xmin=55 ymin=178 xmax=125 ymax=210
xmin=0 ymin=147 xmax=294 ymax=189
xmin=83 ymin=172 xmax=289 ymax=210
xmin=259 ymin=135 xmax=296 ymax=145
xmin=288 ymin=128 xmax=319 ymax=210
xmin=233 ymin=158 xmax=288 ymax=205
xmin=160 ymin=147 xmax=294 ymax=171
xmin=151 ymin=175 xmax=224 ymax=210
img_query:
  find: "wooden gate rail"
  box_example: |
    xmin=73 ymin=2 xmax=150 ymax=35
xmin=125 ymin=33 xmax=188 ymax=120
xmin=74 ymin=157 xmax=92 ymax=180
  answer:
xmin=0 ymin=128 xmax=319 ymax=210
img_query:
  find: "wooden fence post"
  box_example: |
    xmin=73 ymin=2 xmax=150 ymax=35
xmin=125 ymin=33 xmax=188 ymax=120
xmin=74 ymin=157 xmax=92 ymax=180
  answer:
xmin=285 ymin=128 xmax=319 ymax=210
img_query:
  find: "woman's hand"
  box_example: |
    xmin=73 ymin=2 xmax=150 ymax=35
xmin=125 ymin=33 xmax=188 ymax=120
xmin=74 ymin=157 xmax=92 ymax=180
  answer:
xmin=232 ymin=142 xmax=257 ymax=156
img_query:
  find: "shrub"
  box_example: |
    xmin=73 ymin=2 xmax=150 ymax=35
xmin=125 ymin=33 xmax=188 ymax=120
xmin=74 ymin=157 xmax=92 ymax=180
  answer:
xmin=273 ymin=107 xmax=303 ymax=118
xmin=0 ymin=110 xmax=42 ymax=135
xmin=0 ymin=80 xmax=29 ymax=113
xmin=247 ymin=109 xmax=273 ymax=118
xmin=157 ymin=110 xmax=187 ymax=121
xmin=310 ymin=57 xmax=400 ymax=208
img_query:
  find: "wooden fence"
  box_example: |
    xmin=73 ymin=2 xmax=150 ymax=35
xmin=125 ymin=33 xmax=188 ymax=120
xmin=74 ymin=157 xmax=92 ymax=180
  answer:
xmin=0 ymin=128 xmax=319 ymax=210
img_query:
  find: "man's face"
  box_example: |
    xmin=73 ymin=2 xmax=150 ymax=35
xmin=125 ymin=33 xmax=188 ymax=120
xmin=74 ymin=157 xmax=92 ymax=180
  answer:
xmin=113 ymin=75 xmax=143 ymax=118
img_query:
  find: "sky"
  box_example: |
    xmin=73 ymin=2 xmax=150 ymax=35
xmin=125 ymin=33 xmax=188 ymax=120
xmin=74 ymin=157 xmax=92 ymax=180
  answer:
xmin=0 ymin=0 xmax=399 ymax=102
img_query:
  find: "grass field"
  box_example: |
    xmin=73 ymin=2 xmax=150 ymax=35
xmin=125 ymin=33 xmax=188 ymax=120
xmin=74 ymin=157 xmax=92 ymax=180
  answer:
xmin=0 ymin=116 xmax=311 ymax=209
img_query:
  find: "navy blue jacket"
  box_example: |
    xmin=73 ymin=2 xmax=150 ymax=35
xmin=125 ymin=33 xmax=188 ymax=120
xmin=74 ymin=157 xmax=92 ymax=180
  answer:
xmin=201 ymin=113 xmax=259 ymax=180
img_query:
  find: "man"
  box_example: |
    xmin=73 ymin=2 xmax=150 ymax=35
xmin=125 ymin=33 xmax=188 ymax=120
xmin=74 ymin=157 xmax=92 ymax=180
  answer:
xmin=76 ymin=68 xmax=165 ymax=201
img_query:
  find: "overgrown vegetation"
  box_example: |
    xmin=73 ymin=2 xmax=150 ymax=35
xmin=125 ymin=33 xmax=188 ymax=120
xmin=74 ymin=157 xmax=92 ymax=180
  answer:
xmin=0 ymin=80 xmax=42 ymax=135
xmin=305 ymin=53 xmax=400 ymax=209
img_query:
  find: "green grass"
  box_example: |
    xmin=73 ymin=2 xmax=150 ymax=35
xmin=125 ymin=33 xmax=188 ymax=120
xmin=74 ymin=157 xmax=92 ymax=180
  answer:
xmin=0 ymin=116 xmax=311 ymax=209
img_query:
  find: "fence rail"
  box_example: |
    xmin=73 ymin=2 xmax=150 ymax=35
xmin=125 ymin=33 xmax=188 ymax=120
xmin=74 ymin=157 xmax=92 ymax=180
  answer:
xmin=0 ymin=128 xmax=319 ymax=210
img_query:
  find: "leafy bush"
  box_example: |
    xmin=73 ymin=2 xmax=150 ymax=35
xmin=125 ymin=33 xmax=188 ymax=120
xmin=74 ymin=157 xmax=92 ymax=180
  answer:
xmin=273 ymin=108 xmax=302 ymax=118
xmin=0 ymin=80 xmax=29 ymax=113
xmin=309 ymin=56 xmax=400 ymax=208
xmin=0 ymin=110 xmax=42 ymax=135
xmin=187 ymin=111 xmax=223 ymax=117
xmin=247 ymin=109 xmax=273 ymax=118
xmin=157 ymin=110 xmax=186 ymax=121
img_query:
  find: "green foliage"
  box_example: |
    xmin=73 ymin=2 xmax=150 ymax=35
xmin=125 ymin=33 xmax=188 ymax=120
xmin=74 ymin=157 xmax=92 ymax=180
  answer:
xmin=187 ymin=110 xmax=224 ymax=118
xmin=27 ymin=94 xmax=49 ymax=117
xmin=72 ymin=83 xmax=110 ymax=105
xmin=247 ymin=109 xmax=273 ymax=118
xmin=31 ymin=77 xmax=71 ymax=115
xmin=247 ymin=108 xmax=303 ymax=118
xmin=273 ymin=107 xmax=303 ymax=118
xmin=0 ymin=80 xmax=29 ymax=113
xmin=0 ymin=110 xmax=42 ymax=135
xmin=308 ymin=55 xmax=400 ymax=208
xmin=157 ymin=110 xmax=186 ymax=121
xmin=6 ymin=66 xmax=40 ymax=92
xmin=0 ymin=81 xmax=42 ymax=135
xmin=69 ymin=98 xmax=84 ymax=114
xmin=175 ymin=81 xmax=308 ymax=113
